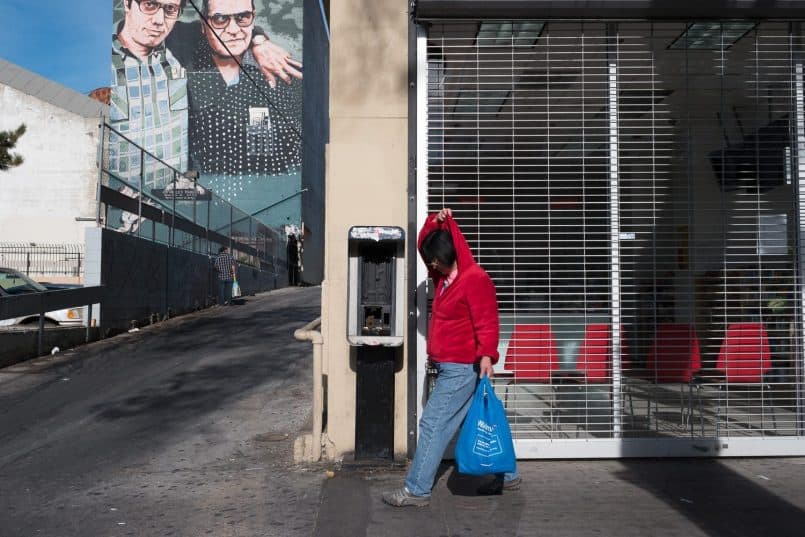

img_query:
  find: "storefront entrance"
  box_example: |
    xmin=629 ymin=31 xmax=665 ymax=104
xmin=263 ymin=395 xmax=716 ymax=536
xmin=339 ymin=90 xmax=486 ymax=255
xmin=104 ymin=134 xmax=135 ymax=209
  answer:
xmin=416 ymin=20 xmax=805 ymax=457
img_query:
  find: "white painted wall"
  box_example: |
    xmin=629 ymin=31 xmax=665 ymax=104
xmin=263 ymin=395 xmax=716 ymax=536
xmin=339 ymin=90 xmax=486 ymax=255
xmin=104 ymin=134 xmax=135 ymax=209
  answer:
xmin=0 ymin=84 xmax=103 ymax=244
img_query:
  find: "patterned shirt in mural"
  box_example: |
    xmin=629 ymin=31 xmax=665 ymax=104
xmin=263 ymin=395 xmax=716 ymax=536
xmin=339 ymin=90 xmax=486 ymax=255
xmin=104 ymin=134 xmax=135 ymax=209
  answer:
xmin=109 ymin=32 xmax=189 ymax=191
xmin=187 ymin=40 xmax=302 ymax=177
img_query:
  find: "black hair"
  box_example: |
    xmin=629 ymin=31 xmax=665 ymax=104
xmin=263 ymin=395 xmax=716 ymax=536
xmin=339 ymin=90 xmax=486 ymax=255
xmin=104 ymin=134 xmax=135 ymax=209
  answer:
xmin=203 ymin=0 xmax=255 ymax=14
xmin=127 ymin=0 xmax=188 ymax=9
xmin=420 ymin=230 xmax=456 ymax=267
xmin=218 ymin=246 xmax=228 ymax=253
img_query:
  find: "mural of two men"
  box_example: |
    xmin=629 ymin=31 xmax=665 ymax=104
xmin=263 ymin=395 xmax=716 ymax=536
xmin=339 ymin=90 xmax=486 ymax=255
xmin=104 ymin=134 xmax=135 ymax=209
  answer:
xmin=109 ymin=0 xmax=303 ymax=219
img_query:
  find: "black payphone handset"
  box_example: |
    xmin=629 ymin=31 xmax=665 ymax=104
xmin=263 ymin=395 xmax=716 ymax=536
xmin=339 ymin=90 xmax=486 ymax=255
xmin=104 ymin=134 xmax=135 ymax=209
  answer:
xmin=347 ymin=226 xmax=405 ymax=346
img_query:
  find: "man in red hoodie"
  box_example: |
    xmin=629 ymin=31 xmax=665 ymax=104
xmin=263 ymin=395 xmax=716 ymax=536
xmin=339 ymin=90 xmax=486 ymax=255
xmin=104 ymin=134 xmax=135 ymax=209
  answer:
xmin=382 ymin=208 xmax=520 ymax=507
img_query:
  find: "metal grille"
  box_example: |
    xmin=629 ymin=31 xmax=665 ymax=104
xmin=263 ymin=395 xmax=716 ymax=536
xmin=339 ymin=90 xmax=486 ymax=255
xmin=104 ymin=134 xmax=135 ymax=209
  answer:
xmin=423 ymin=20 xmax=805 ymax=456
xmin=0 ymin=243 xmax=84 ymax=280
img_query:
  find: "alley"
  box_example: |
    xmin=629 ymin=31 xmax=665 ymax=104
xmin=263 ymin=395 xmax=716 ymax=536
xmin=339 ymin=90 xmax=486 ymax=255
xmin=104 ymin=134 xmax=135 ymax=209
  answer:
xmin=0 ymin=287 xmax=324 ymax=537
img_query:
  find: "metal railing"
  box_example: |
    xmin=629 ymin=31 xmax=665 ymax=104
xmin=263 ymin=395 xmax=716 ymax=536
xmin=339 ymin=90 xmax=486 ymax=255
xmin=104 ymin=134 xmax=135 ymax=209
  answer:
xmin=0 ymin=286 xmax=103 ymax=355
xmin=0 ymin=243 xmax=84 ymax=279
xmin=97 ymin=123 xmax=287 ymax=276
xmin=294 ymin=318 xmax=324 ymax=461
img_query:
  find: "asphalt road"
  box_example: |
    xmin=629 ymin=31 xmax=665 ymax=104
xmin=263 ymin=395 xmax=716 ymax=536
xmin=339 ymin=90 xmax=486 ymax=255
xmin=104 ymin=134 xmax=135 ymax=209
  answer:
xmin=0 ymin=286 xmax=325 ymax=537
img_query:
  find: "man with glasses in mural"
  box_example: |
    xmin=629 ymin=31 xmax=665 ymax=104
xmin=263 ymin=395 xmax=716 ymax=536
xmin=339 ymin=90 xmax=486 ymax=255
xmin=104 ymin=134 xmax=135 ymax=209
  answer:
xmin=110 ymin=0 xmax=190 ymax=205
xmin=109 ymin=0 xmax=301 ymax=231
xmin=186 ymin=0 xmax=302 ymax=205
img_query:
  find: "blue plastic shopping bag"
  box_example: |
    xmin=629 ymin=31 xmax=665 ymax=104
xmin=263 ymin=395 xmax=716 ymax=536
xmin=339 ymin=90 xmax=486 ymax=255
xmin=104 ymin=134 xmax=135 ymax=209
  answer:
xmin=455 ymin=376 xmax=516 ymax=475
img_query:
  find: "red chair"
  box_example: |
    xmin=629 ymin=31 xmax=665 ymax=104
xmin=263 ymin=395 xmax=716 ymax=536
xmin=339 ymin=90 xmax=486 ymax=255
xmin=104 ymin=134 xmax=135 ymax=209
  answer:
xmin=642 ymin=324 xmax=702 ymax=428
xmin=691 ymin=323 xmax=775 ymax=435
xmin=576 ymin=324 xmax=630 ymax=383
xmin=646 ymin=323 xmax=702 ymax=383
xmin=716 ymin=323 xmax=771 ymax=382
xmin=502 ymin=324 xmax=559 ymax=423
xmin=504 ymin=324 xmax=560 ymax=381
xmin=566 ymin=324 xmax=635 ymax=430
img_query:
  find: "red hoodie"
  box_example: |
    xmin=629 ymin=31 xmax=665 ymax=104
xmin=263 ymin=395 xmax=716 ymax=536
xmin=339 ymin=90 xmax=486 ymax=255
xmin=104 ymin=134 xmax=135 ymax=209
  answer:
xmin=418 ymin=213 xmax=500 ymax=365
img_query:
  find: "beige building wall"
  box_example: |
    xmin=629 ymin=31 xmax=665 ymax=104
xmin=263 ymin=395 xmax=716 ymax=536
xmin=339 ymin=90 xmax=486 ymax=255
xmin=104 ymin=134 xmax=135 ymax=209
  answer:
xmin=322 ymin=0 xmax=410 ymax=460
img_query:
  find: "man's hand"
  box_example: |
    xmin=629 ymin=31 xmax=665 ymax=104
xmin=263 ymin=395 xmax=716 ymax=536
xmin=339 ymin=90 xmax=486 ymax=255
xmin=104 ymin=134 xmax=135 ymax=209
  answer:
xmin=435 ymin=208 xmax=452 ymax=223
xmin=252 ymin=40 xmax=303 ymax=88
xmin=479 ymin=356 xmax=494 ymax=379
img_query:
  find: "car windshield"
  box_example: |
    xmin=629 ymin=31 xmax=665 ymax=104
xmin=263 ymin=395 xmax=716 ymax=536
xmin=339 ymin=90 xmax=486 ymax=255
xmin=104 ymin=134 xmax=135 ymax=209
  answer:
xmin=0 ymin=269 xmax=48 ymax=295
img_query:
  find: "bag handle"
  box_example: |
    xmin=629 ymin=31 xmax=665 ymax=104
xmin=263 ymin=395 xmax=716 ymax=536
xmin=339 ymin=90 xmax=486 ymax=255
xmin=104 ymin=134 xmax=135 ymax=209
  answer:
xmin=478 ymin=376 xmax=492 ymax=405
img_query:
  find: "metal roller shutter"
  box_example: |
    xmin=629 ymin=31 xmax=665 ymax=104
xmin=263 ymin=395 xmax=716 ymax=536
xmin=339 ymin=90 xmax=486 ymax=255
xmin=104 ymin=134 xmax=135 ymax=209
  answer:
xmin=419 ymin=20 xmax=805 ymax=457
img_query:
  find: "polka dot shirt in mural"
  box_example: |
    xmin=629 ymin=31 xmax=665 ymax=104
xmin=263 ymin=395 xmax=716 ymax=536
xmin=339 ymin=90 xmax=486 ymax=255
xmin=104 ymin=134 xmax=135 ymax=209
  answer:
xmin=187 ymin=40 xmax=303 ymax=177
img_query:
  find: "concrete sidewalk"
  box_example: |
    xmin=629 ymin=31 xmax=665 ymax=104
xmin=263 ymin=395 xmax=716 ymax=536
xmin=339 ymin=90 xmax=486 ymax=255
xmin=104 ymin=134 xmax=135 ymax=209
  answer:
xmin=314 ymin=456 xmax=805 ymax=536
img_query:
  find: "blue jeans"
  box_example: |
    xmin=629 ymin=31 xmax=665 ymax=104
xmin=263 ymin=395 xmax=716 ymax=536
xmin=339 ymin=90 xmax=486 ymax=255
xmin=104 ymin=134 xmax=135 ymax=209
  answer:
xmin=218 ymin=280 xmax=232 ymax=304
xmin=405 ymin=362 xmax=519 ymax=497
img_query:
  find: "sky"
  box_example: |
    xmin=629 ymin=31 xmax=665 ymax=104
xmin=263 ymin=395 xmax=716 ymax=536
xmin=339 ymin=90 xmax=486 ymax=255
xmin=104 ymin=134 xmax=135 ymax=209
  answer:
xmin=0 ymin=0 xmax=112 ymax=94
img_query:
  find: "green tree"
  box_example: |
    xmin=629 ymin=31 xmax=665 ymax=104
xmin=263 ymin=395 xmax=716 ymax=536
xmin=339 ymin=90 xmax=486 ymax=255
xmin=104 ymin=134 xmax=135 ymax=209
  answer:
xmin=0 ymin=124 xmax=26 ymax=171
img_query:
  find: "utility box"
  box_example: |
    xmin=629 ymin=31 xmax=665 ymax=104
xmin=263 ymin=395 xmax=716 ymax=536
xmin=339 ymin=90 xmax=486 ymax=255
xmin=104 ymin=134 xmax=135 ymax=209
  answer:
xmin=347 ymin=226 xmax=405 ymax=346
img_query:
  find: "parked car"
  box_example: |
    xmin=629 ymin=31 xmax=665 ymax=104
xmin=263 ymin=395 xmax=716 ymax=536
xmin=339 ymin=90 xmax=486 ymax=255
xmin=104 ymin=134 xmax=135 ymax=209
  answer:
xmin=39 ymin=282 xmax=83 ymax=291
xmin=0 ymin=267 xmax=84 ymax=327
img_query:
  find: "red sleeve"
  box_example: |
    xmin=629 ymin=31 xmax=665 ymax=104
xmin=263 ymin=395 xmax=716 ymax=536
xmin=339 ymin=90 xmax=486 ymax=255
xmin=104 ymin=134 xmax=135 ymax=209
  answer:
xmin=466 ymin=269 xmax=500 ymax=364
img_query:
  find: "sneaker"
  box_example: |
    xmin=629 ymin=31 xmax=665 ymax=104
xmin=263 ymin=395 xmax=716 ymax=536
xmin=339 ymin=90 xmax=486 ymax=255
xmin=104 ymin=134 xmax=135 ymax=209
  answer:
xmin=477 ymin=476 xmax=522 ymax=496
xmin=382 ymin=487 xmax=430 ymax=507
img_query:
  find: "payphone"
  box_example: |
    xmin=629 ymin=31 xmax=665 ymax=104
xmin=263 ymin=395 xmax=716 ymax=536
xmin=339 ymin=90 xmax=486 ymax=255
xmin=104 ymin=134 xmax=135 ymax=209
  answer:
xmin=347 ymin=226 xmax=405 ymax=346
xmin=347 ymin=226 xmax=404 ymax=459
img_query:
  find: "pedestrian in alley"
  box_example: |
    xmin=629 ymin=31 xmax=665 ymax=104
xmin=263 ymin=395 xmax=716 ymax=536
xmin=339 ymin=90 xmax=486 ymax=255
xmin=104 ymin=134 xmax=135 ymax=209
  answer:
xmin=382 ymin=208 xmax=520 ymax=508
xmin=214 ymin=245 xmax=237 ymax=305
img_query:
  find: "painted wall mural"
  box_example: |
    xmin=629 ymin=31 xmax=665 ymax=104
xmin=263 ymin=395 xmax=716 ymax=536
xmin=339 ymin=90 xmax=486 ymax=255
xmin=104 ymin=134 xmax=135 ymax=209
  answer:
xmin=109 ymin=0 xmax=303 ymax=229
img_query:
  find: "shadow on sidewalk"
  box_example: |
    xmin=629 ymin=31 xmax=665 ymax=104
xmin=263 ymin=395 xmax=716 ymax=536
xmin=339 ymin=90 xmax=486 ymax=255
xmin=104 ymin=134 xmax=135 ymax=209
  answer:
xmin=615 ymin=459 xmax=805 ymax=537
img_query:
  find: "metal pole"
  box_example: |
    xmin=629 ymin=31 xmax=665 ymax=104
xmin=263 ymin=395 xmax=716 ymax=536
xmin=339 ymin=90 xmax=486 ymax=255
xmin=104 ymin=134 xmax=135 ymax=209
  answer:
xmin=37 ymin=302 xmax=44 ymax=357
xmin=86 ymin=303 xmax=93 ymax=343
xmin=164 ymin=245 xmax=169 ymax=319
xmin=165 ymin=172 xmax=172 ymax=318
xmin=793 ymin=51 xmax=805 ymax=435
xmin=193 ymin=175 xmax=198 ymax=253
xmin=207 ymin=198 xmax=211 ymax=252
xmin=138 ymin=150 xmax=144 ymax=239
xmin=412 ymin=23 xmax=428 ymax=456
xmin=96 ymin=122 xmax=105 ymax=225
xmin=171 ymin=170 xmax=177 ymax=247
xmin=606 ymin=22 xmax=623 ymax=438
